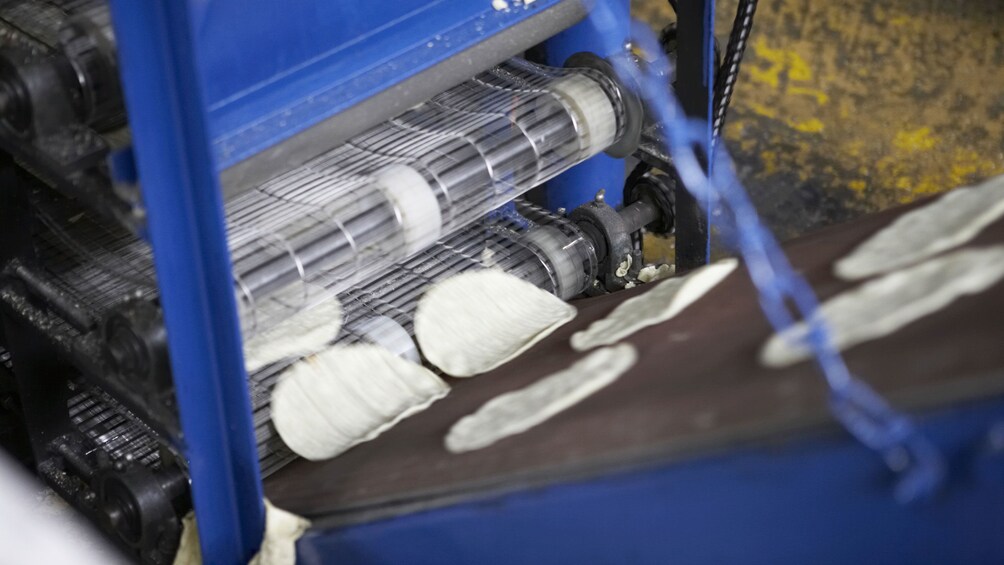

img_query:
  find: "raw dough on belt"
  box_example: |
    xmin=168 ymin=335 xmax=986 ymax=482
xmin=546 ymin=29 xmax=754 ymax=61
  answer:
xmin=249 ymin=500 xmax=311 ymax=565
xmin=173 ymin=499 xmax=309 ymax=565
xmin=836 ymin=174 xmax=1004 ymax=280
xmin=763 ymin=245 xmax=1004 ymax=368
xmin=445 ymin=344 xmax=637 ymax=453
xmin=571 ymin=258 xmax=738 ymax=351
xmin=244 ymin=298 xmax=343 ymax=373
xmin=271 ymin=344 xmax=448 ymax=460
xmin=415 ymin=269 xmax=577 ymax=377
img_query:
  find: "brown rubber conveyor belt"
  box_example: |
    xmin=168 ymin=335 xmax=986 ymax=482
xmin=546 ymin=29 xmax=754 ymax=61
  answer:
xmin=264 ymin=200 xmax=1004 ymax=526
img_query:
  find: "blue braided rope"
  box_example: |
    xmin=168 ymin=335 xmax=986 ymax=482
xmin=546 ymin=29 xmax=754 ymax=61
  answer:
xmin=586 ymin=1 xmax=944 ymax=502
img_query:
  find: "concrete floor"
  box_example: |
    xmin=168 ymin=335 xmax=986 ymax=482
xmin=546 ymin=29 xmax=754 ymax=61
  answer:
xmin=636 ymin=0 xmax=1004 ymax=240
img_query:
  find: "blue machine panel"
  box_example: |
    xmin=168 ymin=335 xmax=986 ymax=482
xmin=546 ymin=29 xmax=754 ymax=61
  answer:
xmin=298 ymin=396 xmax=1004 ymax=564
xmin=198 ymin=0 xmax=570 ymax=170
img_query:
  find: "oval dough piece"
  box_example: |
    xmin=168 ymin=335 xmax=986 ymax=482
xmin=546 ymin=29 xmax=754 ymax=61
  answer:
xmin=763 ymin=245 xmax=1004 ymax=368
xmin=244 ymin=297 xmax=343 ymax=373
xmin=415 ymin=269 xmax=577 ymax=377
xmin=571 ymin=258 xmax=738 ymax=351
xmin=445 ymin=343 xmax=637 ymax=453
xmin=271 ymin=344 xmax=449 ymax=460
xmin=835 ymin=175 xmax=1004 ymax=280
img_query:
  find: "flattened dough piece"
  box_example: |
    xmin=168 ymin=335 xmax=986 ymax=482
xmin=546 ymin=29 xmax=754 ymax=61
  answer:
xmin=244 ymin=298 xmax=343 ymax=373
xmin=271 ymin=344 xmax=448 ymax=460
xmin=446 ymin=344 xmax=637 ymax=453
xmin=249 ymin=500 xmax=311 ymax=565
xmin=836 ymin=174 xmax=1004 ymax=280
xmin=763 ymin=245 xmax=1004 ymax=368
xmin=173 ymin=499 xmax=310 ymax=565
xmin=571 ymin=258 xmax=738 ymax=351
xmin=415 ymin=269 xmax=577 ymax=377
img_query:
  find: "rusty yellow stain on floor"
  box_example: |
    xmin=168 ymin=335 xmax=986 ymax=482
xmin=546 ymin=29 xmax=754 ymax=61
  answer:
xmin=893 ymin=127 xmax=938 ymax=152
xmin=634 ymin=0 xmax=1004 ymax=241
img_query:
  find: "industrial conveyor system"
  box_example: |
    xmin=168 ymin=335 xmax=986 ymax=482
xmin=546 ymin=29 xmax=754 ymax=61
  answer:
xmin=4 ymin=0 xmax=1001 ymax=563
xmin=0 ymin=0 xmax=698 ymax=561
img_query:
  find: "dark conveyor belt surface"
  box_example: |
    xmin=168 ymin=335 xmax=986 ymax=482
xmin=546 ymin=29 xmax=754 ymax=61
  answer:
xmin=265 ymin=199 xmax=1004 ymax=526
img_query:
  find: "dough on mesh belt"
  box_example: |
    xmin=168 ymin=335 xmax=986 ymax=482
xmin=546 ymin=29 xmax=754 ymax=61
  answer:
xmin=271 ymin=344 xmax=448 ymax=460
xmin=415 ymin=269 xmax=577 ymax=377
xmin=244 ymin=297 xmax=343 ymax=373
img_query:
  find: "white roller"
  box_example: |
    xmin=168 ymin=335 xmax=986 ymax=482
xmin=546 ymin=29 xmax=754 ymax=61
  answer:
xmin=354 ymin=315 xmax=421 ymax=363
xmin=522 ymin=225 xmax=584 ymax=299
xmin=372 ymin=164 xmax=443 ymax=256
xmin=550 ymin=74 xmax=618 ymax=157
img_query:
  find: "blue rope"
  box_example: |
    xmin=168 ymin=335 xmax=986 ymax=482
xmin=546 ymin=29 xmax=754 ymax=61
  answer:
xmin=586 ymin=2 xmax=943 ymax=502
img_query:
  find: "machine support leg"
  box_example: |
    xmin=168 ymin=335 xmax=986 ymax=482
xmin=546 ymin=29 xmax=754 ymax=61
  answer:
xmin=674 ymin=0 xmax=716 ymax=270
xmin=107 ymin=1 xmax=265 ymax=563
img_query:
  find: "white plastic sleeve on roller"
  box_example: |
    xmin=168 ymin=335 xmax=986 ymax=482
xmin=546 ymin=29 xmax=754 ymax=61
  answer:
xmin=549 ymin=74 xmax=618 ymax=158
xmin=354 ymin=315 xmax=421 ymax=363
xmin=372 ymin=164 xmax=443 ymax=256
xmin=523 ymin=225 xmax=583 ymax=300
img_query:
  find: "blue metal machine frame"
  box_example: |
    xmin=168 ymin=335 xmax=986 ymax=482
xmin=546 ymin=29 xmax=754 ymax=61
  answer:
xmin=104 ymin=0 xmax=726 ymax=560
xmin=299 ymin=395 xmax=1004 ymax=564
xmin=107 ymin=0 xmax=639 ymax=561
xmin=107 ymin=2 xmax=266 ymax=561
xmin=96 ymin=0 xmax=1004 ymax=562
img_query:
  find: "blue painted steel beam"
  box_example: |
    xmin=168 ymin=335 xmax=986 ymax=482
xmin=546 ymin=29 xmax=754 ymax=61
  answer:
xmin=542 ymin=0 xmax=629 ymax=212
xmin=674 ymin=0 xmax=716 ymax=269
xmin=107 ymin=1 xmax=265 ymax=562
xmin=298 ymin=396 xmax=1004 ymax=564
xmin=200 ymin=0 xmax=571 ymax=171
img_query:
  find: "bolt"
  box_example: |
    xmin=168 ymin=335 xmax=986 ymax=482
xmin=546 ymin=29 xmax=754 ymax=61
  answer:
xmin=594 ymin=189 xmax=606 ymax=203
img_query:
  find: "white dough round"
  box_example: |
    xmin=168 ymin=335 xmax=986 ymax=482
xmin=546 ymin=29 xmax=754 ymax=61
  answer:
xmin=571 ymin=258 xmax=738 ymax=351
xmin=244 ymin=297 xmax=343 ymax=373
xmin=835 ymin=174 xmax=1004 ymax=280
xmin=445 ymin=344 xmax=637 ymax=453
xmin=271 ymin=344 xmax=449 ymax=460
xmin=763 ymin=245 xmax=1004 ymax=367
xmin=415 ymin=269 xmax=577 ymax=377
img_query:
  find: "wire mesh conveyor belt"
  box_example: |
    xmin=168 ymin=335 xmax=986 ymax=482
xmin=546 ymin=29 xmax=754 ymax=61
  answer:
xmin=226 ymin=57 xmax=623 ymax=337
xmin=23 ymin=55 xmax=624 ymax=476
xmin=67 ymin=385 xmax=163 ymax=469
xmin=34 ymin=195 xmax=597 ymax=476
